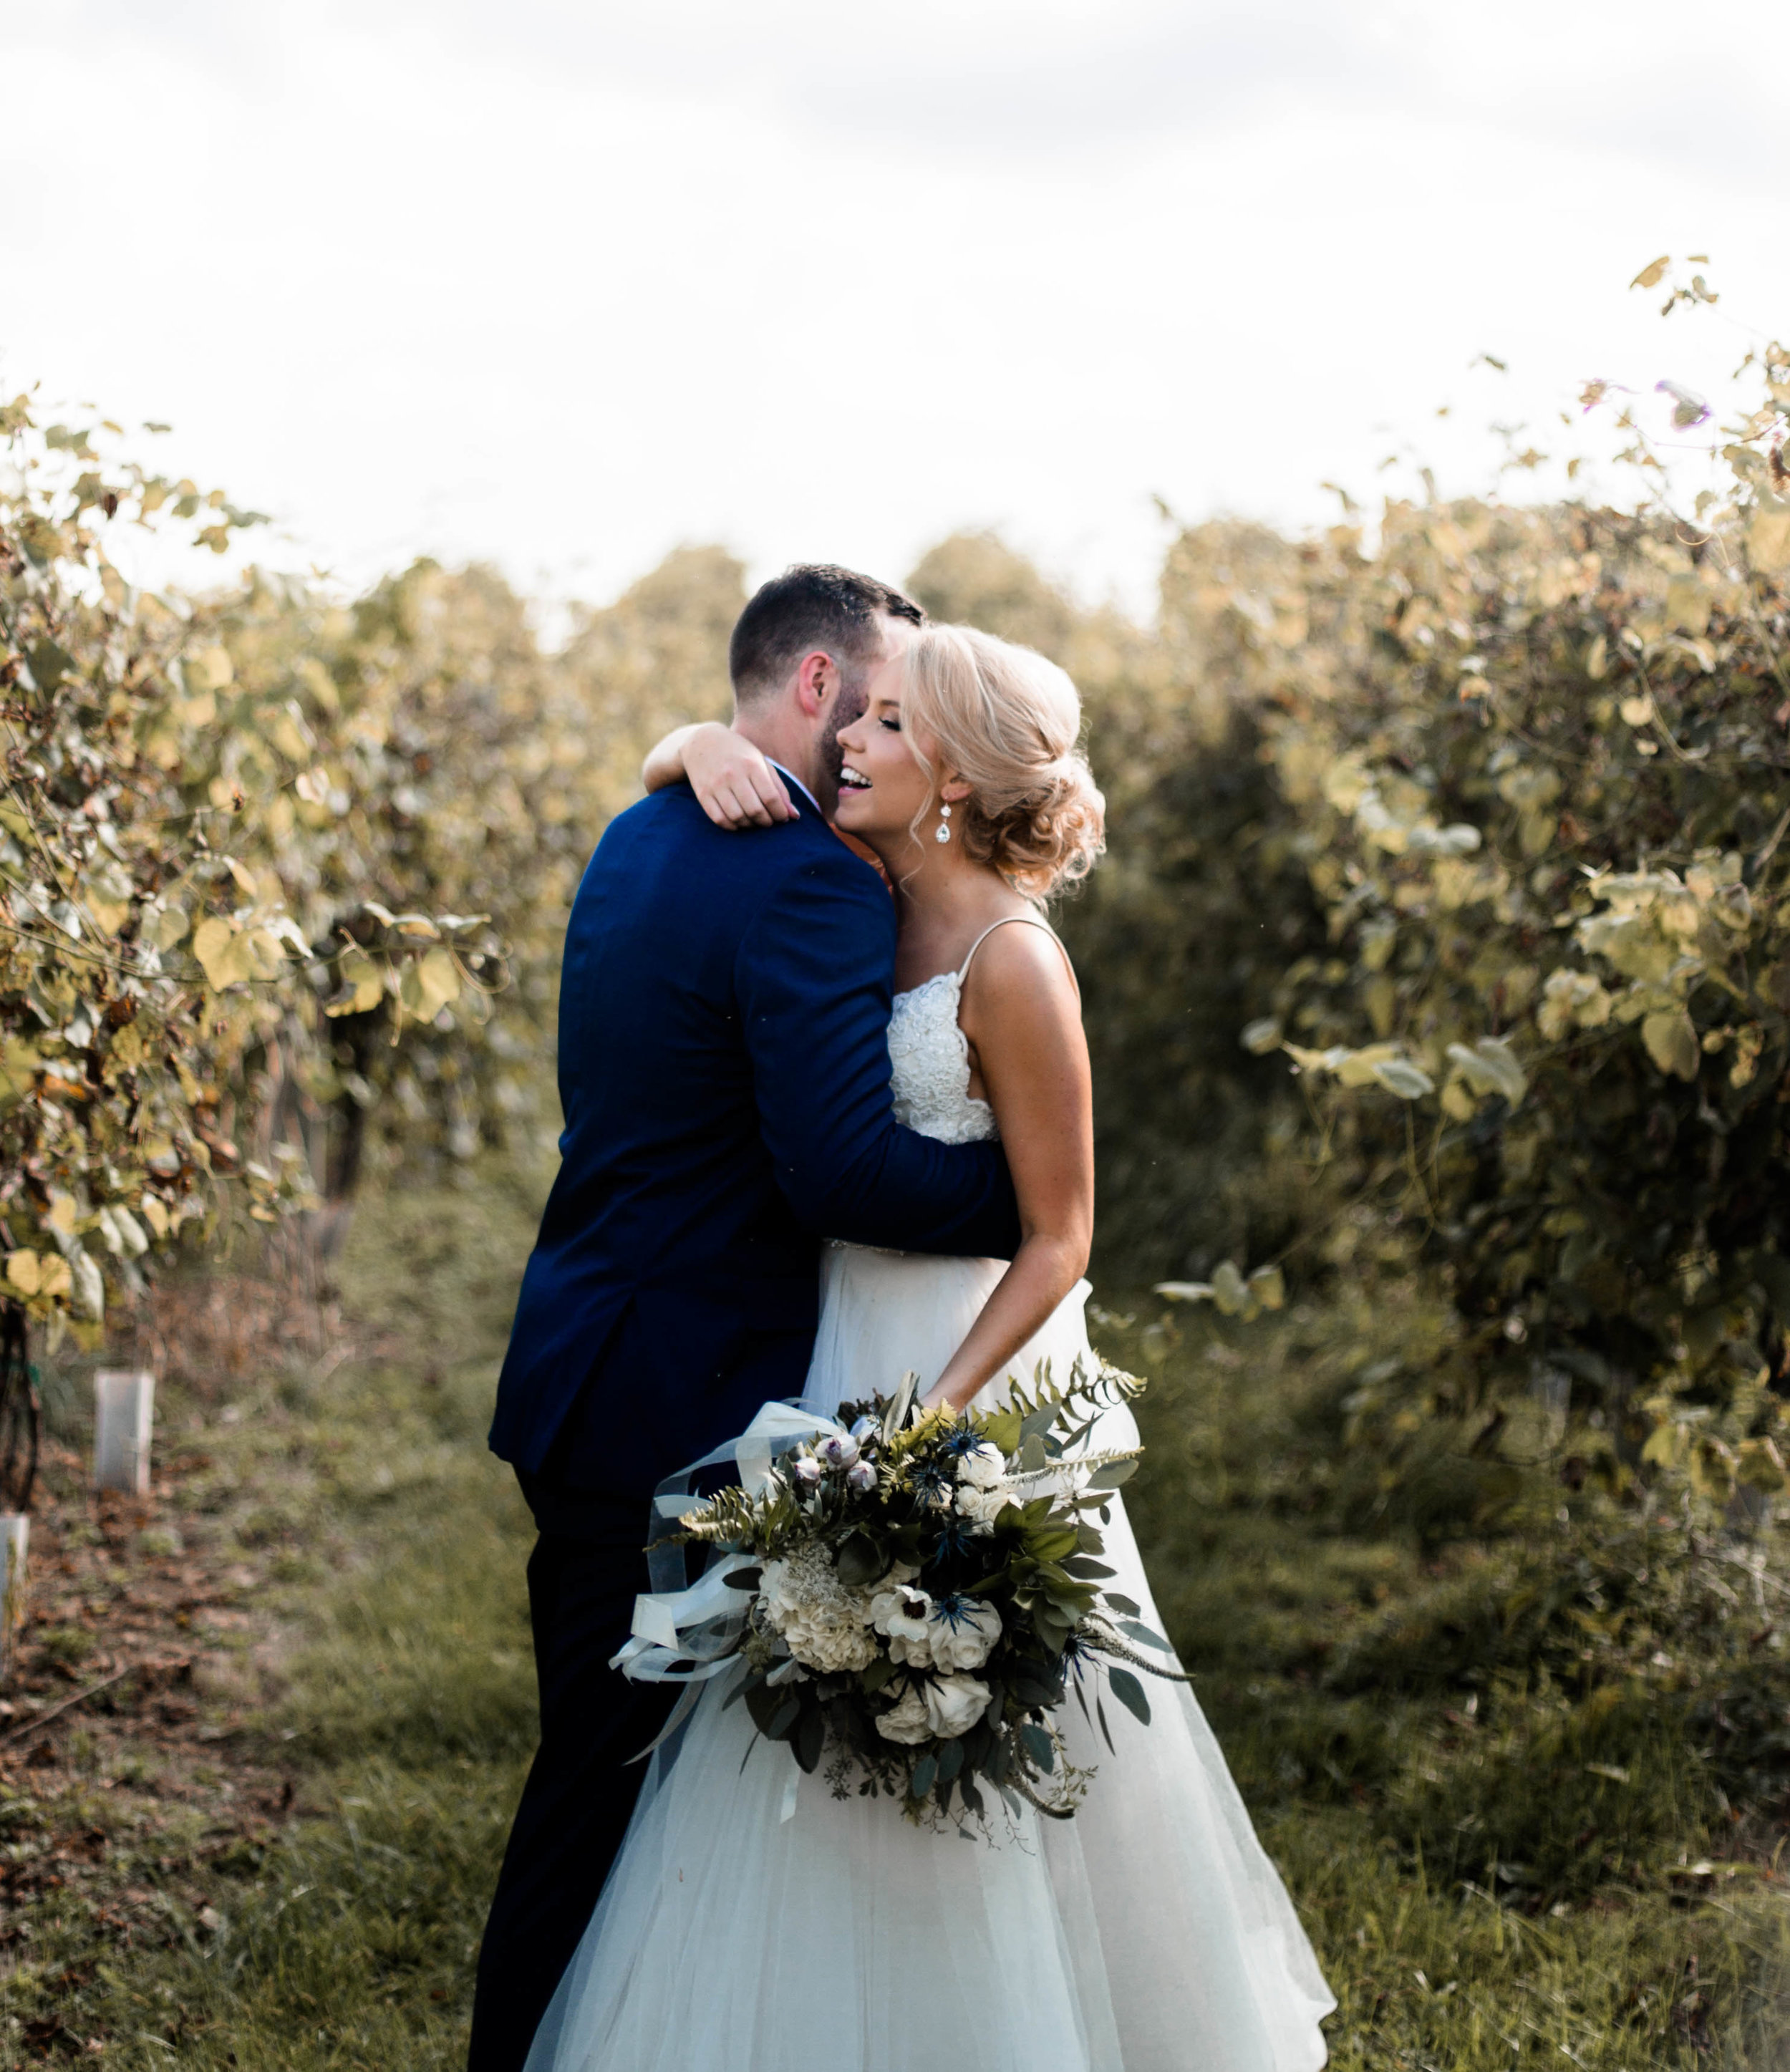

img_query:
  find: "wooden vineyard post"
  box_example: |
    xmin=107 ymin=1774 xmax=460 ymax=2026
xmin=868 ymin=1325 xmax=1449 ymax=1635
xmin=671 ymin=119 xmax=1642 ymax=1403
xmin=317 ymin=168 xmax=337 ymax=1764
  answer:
xmin=93 ymin=1370 xmax=155 ymax=1496
xmin=0 ymin=1514 xmax=25 ymax=1672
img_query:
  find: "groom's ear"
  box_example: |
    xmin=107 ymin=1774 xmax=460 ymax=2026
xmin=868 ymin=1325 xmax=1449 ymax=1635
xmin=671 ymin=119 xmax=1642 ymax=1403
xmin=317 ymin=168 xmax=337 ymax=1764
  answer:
xmin=791 ymin=648 xmax=838 ymax=718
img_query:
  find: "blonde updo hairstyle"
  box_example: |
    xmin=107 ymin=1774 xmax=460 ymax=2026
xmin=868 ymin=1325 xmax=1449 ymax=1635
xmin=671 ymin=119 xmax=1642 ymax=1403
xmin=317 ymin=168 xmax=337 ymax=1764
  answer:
xmin=899 ymin=624 xmax=1106 ymax=900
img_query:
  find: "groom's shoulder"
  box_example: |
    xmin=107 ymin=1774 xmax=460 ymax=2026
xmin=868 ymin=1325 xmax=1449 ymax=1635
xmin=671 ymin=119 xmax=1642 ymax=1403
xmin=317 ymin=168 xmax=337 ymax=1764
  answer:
xmin=596 ymin=782 xmax=874 ymax=898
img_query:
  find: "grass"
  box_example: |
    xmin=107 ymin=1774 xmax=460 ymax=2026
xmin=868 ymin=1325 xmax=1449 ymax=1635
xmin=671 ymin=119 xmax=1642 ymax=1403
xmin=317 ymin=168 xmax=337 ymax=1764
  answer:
xmin=1110 ymin=1281 xmax=1790 ymax=2069
xmin=1 ymin=1167 xmax=1784 ymax=2066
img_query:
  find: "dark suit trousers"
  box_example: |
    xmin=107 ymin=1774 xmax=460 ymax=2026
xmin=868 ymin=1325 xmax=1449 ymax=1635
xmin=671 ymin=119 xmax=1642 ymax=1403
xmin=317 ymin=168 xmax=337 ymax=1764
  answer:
xmin=466 ymin=1483 xmax=678 ymax=2072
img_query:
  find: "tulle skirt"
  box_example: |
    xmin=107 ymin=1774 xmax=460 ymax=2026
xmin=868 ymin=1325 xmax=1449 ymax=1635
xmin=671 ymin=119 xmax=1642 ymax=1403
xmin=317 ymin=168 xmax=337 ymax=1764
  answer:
xmin=524 ymin=1246 xmax=1335 ymax=2071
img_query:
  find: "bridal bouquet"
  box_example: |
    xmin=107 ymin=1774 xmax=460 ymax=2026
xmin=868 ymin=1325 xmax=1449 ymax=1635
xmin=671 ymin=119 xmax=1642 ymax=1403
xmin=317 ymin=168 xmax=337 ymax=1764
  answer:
xmin=657 ymin=1360 xmax=1187 ymax=1825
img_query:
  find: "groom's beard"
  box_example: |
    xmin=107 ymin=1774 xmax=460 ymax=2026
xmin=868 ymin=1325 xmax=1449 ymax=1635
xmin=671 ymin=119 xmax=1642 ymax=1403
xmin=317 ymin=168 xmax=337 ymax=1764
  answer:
xmin=818 ymin=682 xmax=870 ymax=803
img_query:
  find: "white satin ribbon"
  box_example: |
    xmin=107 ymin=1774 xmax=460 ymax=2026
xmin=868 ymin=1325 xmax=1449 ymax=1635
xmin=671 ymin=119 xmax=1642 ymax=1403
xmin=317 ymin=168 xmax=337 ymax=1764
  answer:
xmin=610 ymin=1400 xmax=853 ymax=1766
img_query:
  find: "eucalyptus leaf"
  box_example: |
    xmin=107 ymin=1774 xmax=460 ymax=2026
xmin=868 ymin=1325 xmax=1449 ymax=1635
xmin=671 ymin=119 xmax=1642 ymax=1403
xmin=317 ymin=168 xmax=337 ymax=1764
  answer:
xmin=1085 ymin=1458 xmax=1138 ymax=1491
xmin=1019 ymin=1723 xmax=1055 ymax=1772
xmin=1106 ymin=1665 xmax=1151 ymax=1727
xmin=1116 ymin=1617 xmax=1174 ymax=1652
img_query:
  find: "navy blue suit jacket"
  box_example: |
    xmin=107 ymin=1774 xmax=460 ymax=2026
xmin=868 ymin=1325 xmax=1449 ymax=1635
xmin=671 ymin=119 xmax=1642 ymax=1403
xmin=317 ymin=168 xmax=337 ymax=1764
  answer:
xmin=490 ymin=783 xmax=1022 ymax=1502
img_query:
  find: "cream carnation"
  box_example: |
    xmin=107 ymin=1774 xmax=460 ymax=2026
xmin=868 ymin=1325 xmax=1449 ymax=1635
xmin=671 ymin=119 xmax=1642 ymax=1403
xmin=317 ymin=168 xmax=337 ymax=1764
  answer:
xmin=758 ymin=1541 xmax=878 ymax=1673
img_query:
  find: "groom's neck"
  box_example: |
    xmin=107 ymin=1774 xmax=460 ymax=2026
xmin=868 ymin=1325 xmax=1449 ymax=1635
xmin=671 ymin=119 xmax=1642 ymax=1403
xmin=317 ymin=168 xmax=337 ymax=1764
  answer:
xmin=732 ymin=704 xmax=826 ymax=810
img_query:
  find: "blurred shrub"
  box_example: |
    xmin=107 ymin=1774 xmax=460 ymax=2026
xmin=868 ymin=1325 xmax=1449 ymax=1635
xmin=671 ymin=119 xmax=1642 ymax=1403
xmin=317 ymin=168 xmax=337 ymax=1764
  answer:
xmin=1 ymin=397 xmax=742 ymax=1330
xmin=1216 ymin=329 xmax=1790 ymax=1508
xmin=0 ymin=399 xmax=314 ymax=1342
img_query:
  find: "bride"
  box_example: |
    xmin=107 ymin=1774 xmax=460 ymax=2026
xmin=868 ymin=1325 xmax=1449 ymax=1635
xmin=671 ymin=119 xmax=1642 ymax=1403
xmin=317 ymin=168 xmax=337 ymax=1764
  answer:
xmin=523 ymin=624 xmax=1334 ymax=2071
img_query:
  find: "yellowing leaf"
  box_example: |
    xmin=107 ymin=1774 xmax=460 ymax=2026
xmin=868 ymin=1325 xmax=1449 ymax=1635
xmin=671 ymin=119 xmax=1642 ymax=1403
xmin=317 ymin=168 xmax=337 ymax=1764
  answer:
xmin=1736 ymin=1437 xmax=1787 ymax=1493
xmin=1335 ymin=1042 xmax=1402 ymax=1088
xmin=43 ymin=1194 xmax=76 ymax=1239
xmin=415 ymin=947 xmax=461 ymax=1017
xmin=1642 ymin=1008 xmax=1699 ymax=1081
xmin=148 ymin=900 xmax=190 ymax=949
xmin=1665 ymin=579 xmax=1710 ymax=636
xmin=1748 ymin=509 xmax=1790 ymax=574
xmin=1640 ymin=1418 xmax=1689 ymax=1469
xmin=1630 ymin=255 xmax=1670 ymax=290
xmin=186 ymin=644 xmax=233 ymax=692
xmin=1154 ymin=1280 xmax=1213 ymax=1303
xmin=1370 ymin=1057 xmax=1436 ymax=1099
xmin=296 ymin=655 xmax=340 ymax=712
xmin=191 ymin=915 xmax=241 ymax=989
xmin=0 ymin=1038 xmax=41 ymax=1105
xmin=1209 ymin=1259 xmax=1249 ymax=1315
xmin=263 ymin=705 xmax=313 ymax=763
xmin=4 ymin=1249 xmax=42 ymax=1295
xmin=243 ymin=928 xmax=290 ymax=979
xmin=69 ymin=1246 xmax=104 ymax=1320
xmin=1444 ymin=1038 xmax=1527 ymax=1107
xmin=1248 ymin=1264 xmax=1286 ymax=1311
xmin=1441 ymin=1079 xmax=1476 ymax=1121
xmin=1363 ymin=974 xmax=1397 ymax=1036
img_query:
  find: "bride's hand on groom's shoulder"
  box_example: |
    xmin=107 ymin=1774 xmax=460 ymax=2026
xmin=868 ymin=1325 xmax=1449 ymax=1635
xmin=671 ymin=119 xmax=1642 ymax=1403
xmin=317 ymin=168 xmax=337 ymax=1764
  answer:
xmin=684 ymin=725 xmax=795 ymax=829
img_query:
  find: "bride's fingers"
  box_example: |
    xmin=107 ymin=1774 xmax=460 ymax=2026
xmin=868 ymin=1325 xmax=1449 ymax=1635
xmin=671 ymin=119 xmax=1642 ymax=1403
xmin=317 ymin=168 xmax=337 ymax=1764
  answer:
xmin=717 ymin=783 xmax=773 ymax=829
xmin=748 ymin=765 xmax=795 ymax=821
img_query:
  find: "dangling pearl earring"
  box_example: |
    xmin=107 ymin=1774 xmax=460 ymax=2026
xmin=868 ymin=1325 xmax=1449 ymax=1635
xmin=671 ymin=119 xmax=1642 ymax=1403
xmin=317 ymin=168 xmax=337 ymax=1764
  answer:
xmin=935 ymin=803 xmax=952 ymax=845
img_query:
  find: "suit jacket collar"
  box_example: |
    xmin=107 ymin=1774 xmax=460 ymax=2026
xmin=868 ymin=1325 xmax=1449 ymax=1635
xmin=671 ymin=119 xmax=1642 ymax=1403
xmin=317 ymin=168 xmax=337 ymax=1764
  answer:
xmin=767 ymin=761 xmax=821 ymax=818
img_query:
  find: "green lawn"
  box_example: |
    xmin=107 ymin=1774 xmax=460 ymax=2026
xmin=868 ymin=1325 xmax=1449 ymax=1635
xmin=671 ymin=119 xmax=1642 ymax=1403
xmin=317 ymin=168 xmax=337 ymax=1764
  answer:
xmin=3 ymin=1165 xmax=1784 ymax=2066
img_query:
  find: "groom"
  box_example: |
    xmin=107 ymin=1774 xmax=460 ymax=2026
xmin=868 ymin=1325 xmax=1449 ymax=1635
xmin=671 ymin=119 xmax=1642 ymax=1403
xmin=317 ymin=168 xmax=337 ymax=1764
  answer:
xmin=468 ymin=565 xmax=1022 ymax=2069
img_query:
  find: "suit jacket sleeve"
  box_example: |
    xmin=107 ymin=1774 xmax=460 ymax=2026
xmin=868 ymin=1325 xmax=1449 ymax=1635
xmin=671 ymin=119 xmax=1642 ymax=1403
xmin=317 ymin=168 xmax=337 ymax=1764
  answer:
xmin=737 ymin=843 xmax=1023 ymax=1259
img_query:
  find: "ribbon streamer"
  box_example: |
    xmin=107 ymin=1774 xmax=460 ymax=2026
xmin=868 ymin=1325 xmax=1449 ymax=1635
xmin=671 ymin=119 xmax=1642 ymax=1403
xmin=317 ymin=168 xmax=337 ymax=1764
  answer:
xmin=610 ymin=1400 xmax=853 ymax=1768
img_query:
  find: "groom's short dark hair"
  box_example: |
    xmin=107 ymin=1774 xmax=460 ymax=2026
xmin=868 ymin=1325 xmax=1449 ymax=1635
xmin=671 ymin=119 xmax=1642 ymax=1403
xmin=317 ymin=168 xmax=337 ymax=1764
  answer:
xmin=730 ymin=565 xmax=925 ymax=705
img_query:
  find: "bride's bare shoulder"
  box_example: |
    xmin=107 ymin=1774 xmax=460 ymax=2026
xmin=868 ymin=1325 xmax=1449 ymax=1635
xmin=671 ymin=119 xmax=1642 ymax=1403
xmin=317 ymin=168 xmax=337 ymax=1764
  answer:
xmin=959 ymin=915 xmax=1080 ymax=1023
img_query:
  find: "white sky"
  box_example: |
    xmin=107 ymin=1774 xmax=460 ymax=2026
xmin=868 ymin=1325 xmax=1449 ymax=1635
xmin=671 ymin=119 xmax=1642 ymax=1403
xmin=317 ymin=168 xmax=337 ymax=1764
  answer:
xmin=1 ymin=0 xmax=1784 ymax=617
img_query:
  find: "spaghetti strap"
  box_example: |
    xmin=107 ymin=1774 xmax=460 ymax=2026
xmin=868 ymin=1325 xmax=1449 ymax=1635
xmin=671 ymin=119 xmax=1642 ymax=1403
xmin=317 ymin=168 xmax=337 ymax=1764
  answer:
xmin=955 ymin=914 xmax=1078 ymax=991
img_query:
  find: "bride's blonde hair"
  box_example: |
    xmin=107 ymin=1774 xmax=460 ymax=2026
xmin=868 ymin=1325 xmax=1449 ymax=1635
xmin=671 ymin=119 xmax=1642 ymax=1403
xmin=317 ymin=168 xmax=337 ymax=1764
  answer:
xmin=900 ymin=624 xmax=1106 ymax=899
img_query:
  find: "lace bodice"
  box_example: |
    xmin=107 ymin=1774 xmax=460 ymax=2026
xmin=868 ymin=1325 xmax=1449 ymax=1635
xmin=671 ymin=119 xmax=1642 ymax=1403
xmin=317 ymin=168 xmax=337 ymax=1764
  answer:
xmin=888 ymin=972 xmax=998 ymax=1145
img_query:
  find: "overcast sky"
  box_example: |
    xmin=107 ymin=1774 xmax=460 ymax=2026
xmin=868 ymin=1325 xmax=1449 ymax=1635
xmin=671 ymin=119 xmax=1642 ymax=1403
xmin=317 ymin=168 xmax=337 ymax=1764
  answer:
xmin=1 ymin=0 xmax=1784 ymax=616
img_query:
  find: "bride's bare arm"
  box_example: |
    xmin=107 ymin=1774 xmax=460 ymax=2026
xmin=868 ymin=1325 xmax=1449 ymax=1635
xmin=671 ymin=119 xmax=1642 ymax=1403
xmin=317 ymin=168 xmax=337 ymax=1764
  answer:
xmin=641 ymin=722 xmax=795 ymax=828
xmin=922 ymin=928 xmax=1093 ymax=1412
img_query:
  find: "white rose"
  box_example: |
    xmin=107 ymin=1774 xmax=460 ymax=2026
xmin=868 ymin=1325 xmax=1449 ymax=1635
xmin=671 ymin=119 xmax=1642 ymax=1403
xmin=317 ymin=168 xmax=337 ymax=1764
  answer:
xmin=869 ymin=1580 xmax=936 ymax=1668
xmin=874 ymin=1680 xmax=933 ymax=1746
xmin=957 ymin=1443 xmax=1009 ymax=1489
xmin=924 ymin=1595 xmax=1001 ymax=1671
xmin=954 ymin=1483 xmax=1013 ymax=1533
xmin=923 ymin=1673 xmax=992 ymax=1741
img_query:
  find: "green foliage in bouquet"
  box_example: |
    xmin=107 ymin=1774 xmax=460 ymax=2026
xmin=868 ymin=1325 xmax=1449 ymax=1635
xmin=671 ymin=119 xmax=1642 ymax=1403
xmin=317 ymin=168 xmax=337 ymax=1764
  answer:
xmin=672 ymin=1360 xmax=1189 ymax=1829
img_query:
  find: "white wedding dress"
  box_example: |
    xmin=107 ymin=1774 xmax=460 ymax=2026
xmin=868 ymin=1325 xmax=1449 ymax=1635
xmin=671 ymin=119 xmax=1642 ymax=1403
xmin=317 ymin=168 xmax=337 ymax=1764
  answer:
xmin=525 ymin=921 xmax=1335 ymax=2072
